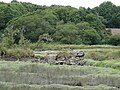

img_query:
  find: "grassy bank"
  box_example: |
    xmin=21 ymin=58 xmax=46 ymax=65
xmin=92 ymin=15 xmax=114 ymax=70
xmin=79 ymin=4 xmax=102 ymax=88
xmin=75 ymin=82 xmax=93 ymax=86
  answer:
xmin=0 ymin=44 xmax=120 ymax=90
xmin=32 ymin=43 xmax=120 ymax=50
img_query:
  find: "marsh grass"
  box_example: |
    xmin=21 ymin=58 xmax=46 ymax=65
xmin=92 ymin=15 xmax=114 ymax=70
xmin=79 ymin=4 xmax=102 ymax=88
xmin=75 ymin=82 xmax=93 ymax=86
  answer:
xmin=0 ymin=42 xmax=34 ymax=59
xmin=0 ymin=82 xmax=118 ymax=90
xmin=0 ymin=44 xmax=120 ymax=90
xmin=31 ymin=43 xmax=120 ymax=50
xmin=85 ymin=49 xmax=120 ymax=61
xmin=7 ymin=48 xmax=34 ymax=58
xmin=0 ymin=61 xmax=120 ymax=88
xmin=84 ymin=59 xmax=120 ymax=70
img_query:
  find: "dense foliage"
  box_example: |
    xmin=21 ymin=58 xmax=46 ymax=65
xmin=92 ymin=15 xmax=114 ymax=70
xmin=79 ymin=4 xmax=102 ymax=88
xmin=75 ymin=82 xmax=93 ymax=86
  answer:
xmin=94 ymin=1 xmax=120 ymax=28
xmin=0 ymin=1 xmax=120 ymax=89
xmin=0 ymin=0 xmax=120 ymax=45
xmin=108 ymin=35 xmax=120 ymax=46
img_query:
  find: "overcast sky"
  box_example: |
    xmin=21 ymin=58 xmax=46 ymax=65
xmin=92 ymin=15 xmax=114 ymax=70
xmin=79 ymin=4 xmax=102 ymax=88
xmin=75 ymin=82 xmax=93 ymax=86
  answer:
xmin=1 ymin=0 xmax=120 ymax=8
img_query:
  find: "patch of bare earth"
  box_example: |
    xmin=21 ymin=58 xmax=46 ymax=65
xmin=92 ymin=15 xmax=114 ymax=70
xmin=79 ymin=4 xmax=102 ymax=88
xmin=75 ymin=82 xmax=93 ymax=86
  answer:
xmin=109 ymin=28 xmax=120 ymax=34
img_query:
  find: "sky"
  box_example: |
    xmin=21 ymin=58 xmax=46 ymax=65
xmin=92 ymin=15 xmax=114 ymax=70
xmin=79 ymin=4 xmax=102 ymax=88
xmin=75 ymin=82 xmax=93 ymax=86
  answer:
xmin=1 ymin=0 xmax=120 ymax=8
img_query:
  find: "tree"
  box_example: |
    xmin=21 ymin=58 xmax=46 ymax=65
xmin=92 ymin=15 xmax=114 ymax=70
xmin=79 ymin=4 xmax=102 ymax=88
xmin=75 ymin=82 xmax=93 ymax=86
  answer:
xmin=53 ymin=6 xmax=76 ymax=23
xmin=85 ymin=13 xmax=106 ymax=38
xmin=1 ymin=1 xmax=115 ymax=45
xmin=76 ymin=22 xmax=92 ymax=31
xmin=82 ymin=29 xmax=101 ymax=45
xmin=93 ymin=1 xmax=117 ymax=28
xmin=0 ymin=1 xmax=46 ymax=31
xmin=0 ymin=11 xmax=5 ymax=31
xmin=111 ymin=13 xmax=120 ymax=28
xmin=69 ymin=7 xmax=86 ymax=23
xmin=11 ymin=0 xmax=19 ymax=3
xmin=54 ymin=23 xmax=82 ymax=44
xmin=6 ymin=13 xmax=56 ymax=42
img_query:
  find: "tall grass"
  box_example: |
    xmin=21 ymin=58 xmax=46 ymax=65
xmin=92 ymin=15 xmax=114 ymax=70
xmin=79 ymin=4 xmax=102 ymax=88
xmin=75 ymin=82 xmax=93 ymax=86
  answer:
xmin=0 ymin=43 xmax=120 ymax=90
xmin=84 ymin=59 xmax=120 ymax=70
xmin=85 ymin=50 xmax=120 ymax=60
xmin=0 ymin=82 xmax=118 ymax=90
xmin=6 ymin=48 xmax=34 ymax=59
xmin=30 ymin=43 xmax=120 ymax=50
xmin=0 ymin=61 xmax=119 ymax=88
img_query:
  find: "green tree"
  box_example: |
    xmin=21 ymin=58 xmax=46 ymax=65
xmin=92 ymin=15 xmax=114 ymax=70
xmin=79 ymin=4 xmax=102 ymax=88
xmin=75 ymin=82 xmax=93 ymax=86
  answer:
xmin=76 ymin=22 xmax=92 ymax=31
xmin=94 ymin=1 xmax=117 ymax=28
xmin=6 ymin=13 xmax=56 ymax=42
xmin=11 ymin=0 xmax=19 ymax=3
xmin=82 ymin=29 xmax=101 ymax=45
xmin=54 ymin=23 xmax=82 ymax=44
xmin=53 ymin=6 xmax=76 ymax=23
xmin=111 ymin=13 xmax=120 ymax=28
xmin=85 ymin=13 xmax=106 ymax=38
xmin=0 ymin=1 xmax=46 ymax=31
xmin=69 ymin=7 xmax=86 ymax=23
xmin=0 ymin=11 xmax=5 ymax=31
xmin=1 ymin=1 xmax=116 ymax=45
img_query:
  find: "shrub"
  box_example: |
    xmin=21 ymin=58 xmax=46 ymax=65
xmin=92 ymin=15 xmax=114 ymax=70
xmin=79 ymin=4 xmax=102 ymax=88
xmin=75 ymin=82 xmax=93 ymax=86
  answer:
xmin=0 ymin=44 xmax=7 ymax=56
xmin=6 ymin=48 xmax=34 ymax=59
xmin=109 ymin=35 xmax=120 ymax=46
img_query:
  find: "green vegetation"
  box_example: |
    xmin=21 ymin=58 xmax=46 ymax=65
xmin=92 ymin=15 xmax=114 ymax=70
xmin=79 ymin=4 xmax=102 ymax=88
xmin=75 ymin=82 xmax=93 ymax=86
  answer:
xmin=0 ymin=0 xmax=120 ymax=45
xmin=0 ymin=0 xmax=120 ymax=89
xmin=0 ymin=82 xmax=118 ymax=90
xmin=85 ymin=49 xmax=120 ymax=60
xmin=84 ymin=59 xmax=120 ymax=70
xmin=109 ymin=35 xmax=120 ymax=46
xmin=94 ymin=1 xmax=120 ymax=28
xmin=0 ymin=45 xmax=120 ymax=89
xmin=0 ymin=61 xmax=120 ymax=89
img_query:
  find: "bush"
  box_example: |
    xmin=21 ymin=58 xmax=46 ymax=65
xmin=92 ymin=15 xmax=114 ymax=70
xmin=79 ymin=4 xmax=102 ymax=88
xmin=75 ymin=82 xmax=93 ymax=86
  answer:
xmin=0 ymin=44 xmax=7 ymax=56
xmin=109 ymin=35 xmax=120 ymax=46
xmin=6 ymin=48 xmax=34 ymax=59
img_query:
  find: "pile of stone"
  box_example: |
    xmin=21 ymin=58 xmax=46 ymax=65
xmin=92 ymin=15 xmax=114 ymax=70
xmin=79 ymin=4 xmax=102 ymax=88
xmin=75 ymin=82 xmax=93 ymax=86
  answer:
xmin=39 ymin=51 xmax=85 ymax=65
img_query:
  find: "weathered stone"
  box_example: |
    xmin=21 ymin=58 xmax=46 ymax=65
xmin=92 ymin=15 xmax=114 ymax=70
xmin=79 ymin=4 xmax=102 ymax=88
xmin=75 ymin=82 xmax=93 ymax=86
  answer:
xmin=39 ymin=51 xmax=85 ymax=65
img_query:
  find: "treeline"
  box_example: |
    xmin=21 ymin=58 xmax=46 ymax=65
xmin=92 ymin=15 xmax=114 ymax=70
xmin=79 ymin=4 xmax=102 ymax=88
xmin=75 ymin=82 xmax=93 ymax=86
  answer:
xmin=94 ymin=2 xmax=120 ymax=28
xmin=0 ymin=0 xmax=120 ymax=46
